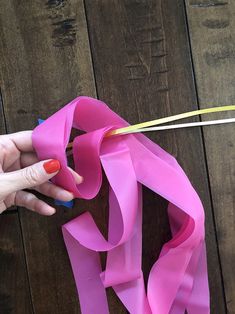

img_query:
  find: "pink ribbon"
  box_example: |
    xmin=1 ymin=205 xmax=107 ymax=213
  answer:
xmin=32 ymin=96 xmax=210 ymax=313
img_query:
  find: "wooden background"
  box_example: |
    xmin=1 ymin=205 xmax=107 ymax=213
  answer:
xmin=0 ymin=0 xmax=234 ymax=313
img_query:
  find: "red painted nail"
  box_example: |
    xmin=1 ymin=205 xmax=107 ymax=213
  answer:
xmin=43 ymin=159 xmax=61 ymax=174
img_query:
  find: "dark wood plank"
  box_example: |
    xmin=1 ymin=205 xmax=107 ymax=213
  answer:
xmin=0 ymin=214 xmax=33 ymax=314
xmin=0 ymin=86 xmax=32 ymax=313
xmin=0 ymin=0 xmax=123 ymax=313
xmin=85 ymin=0 xmax=226 ymax=312
xmin=0 ymin=0 xmax=95 ymax=132
xmin=185 ymin=1 xmax=234 ymax=312
xmin=0 ymin=0 xmax=227 ymax=313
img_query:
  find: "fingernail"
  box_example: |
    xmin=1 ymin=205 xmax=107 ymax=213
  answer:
xmin=43 ymin=159 xmax=61 ymax=174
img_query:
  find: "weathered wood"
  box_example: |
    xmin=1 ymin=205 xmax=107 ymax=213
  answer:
xmin=185 ymin=1 xmax=235 ymax=312
xmin=0 ymin=0 xmax=123 ymax=313
xmin=0 ymin=0 xmax=228 ymax=313
xmin=0 ymin=213 xmax=33 ymax=314
xmin=85 ymin=0 xmax=226 ymax=312
xmin=0 ymin=86 xmax=32 ymax=313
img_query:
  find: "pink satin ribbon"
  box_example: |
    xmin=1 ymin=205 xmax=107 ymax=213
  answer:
xmin=32 ymin=96 xmax=210 ymax=314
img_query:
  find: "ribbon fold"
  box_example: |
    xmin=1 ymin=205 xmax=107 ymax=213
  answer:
xmin=32 ymin=96 xmax=210 ymax=314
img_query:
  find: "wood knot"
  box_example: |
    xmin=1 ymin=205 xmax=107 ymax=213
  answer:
xmin=52 ymin=18 xmax=77 ymax=47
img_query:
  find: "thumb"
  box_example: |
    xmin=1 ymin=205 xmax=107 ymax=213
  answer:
xmin=0 ymin=159 xmax=61 ymax=195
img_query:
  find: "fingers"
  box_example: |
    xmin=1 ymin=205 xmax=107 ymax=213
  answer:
xmin=20 ymin=153 xmax=83 ymax=185
xmin=0 ymin=159 xmax=61 ymax=195
xmin=33 ymin=181 xmax=74 ymax=202
xmin=20 ymin=152 xmax=38 ymax=167
xmin=67 ymin=166 xmax=83 ymax=184
xmin=0 ymin=200 xmax=6 ymax=214
xmin=21 ymin=155 xmax=83 ymax=200
xmin=15 ymin=190 xmax=56 ymax=216
xmin=7 ymin=130 xmax=34 ymax=152
xmin=20 ymin=153 xmax=83 ymax=182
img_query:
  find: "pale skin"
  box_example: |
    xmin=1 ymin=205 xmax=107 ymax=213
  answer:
xmin=0 ymin=130 xmax=83 ymax=215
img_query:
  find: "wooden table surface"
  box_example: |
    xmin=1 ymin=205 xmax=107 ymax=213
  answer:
xmin=0 ymin=1 xmax=234 ymax=313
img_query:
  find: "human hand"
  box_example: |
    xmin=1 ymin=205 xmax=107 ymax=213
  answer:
xmin=0 ymin=130 xmax=82 ymax=215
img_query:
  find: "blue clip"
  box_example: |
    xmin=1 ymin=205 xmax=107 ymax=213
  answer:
xmin=54 ymin=199 xmax=74 ymax=208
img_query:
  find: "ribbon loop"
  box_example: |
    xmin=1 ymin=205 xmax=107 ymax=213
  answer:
xmin=32 ymin=96 xmax=210 ymax=314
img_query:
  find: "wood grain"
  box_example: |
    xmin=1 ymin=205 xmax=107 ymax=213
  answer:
xmin=0 ymin=0 xmax=103 ymax=313
xmin=0 ymin=213 xmax=33 ymax=314
xmin=0 ymin=0 xmax=229 ymax=312
xmin=0 ymin=82 xmax=32 ymax=313
xmin=185 ymin=1 xmax=235 ymax=312
xmin=85 ymin=0 xmax=226 ymax=312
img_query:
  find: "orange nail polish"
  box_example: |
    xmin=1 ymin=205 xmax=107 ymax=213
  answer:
xmin=43 ymin=159 xmax=61 ymax=174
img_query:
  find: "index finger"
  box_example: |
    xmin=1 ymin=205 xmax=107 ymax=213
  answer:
xmin=7 ymin=130 xmax=34 ymax=152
